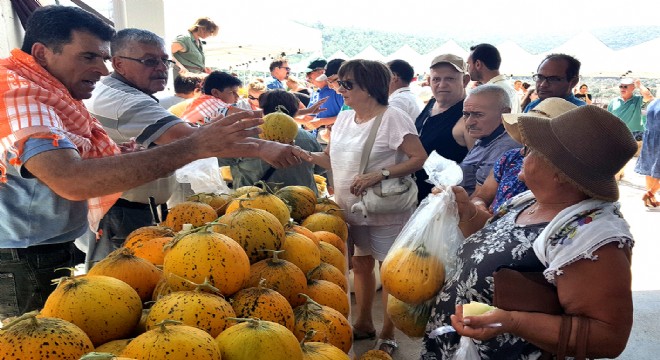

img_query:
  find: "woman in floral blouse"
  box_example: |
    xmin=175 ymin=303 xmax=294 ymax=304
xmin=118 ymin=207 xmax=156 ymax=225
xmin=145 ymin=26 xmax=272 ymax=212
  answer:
xmin=421 ymin=104 xmax=637 ymax=359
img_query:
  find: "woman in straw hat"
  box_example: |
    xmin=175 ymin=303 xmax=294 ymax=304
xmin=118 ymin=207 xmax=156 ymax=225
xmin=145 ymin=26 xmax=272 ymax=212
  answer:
xmin=421 ymin=105 xmax=637 ymax=359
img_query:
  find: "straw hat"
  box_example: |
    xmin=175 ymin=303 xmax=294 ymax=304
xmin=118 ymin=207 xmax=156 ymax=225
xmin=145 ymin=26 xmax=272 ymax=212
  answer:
xmin=502 ymin=98 xmax=578 ymax=144
xmin=517 ymin=105 xmax=637 ymax=201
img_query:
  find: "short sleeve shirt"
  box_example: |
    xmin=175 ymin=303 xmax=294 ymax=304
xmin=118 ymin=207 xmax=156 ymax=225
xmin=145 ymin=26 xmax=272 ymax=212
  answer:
xmin=0 ymin=135 xmax=87 ymax=247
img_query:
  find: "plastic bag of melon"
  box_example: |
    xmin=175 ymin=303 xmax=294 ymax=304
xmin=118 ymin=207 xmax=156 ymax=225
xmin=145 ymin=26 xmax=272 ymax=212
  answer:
xmin=380 ymin=151 xmax=464 ymax=307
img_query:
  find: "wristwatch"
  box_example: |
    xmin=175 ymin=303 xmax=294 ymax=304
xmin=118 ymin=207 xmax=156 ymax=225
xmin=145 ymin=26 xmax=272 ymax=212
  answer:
xmin=381 ymin=168 xmax=390 ymax=180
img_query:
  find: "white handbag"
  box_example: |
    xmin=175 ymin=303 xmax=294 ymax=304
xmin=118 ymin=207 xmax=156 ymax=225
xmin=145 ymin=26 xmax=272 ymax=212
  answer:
xmin=351 ymin=112 xmax=418 ymax=217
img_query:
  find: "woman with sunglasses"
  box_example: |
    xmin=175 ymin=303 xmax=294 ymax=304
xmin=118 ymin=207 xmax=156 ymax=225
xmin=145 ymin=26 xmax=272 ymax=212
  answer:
xmin=236 ymin=78 xmax=267 ymax=111
xmin=298 ymin=59 xmax=428 ymax=355
xmin=421 ymin=105 xmax=637 ymax=359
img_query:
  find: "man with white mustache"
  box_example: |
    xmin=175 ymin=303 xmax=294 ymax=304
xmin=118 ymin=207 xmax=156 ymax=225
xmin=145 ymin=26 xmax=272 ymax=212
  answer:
xmin=83 ymin=28 xmax=297 ymax=264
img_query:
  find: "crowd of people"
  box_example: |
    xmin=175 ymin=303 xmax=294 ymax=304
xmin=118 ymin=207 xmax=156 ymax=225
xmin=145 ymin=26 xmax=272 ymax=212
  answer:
xmin=1 ymin=5 xmax=657 ymax=360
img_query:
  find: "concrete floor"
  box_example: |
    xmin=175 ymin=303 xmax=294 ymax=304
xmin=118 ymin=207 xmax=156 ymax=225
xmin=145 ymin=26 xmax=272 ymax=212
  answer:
xmin=350 ymin=157 xmax=660 ymax=359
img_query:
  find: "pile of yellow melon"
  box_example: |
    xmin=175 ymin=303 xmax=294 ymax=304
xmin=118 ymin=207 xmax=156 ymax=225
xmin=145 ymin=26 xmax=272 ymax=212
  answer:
xmin=0 ymin=183 xmax=353 ymax=360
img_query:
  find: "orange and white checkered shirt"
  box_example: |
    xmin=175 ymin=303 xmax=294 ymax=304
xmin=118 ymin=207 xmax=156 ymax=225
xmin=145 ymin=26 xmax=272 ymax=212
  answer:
xmin=180 ymin=94 xmax=229 ymax=125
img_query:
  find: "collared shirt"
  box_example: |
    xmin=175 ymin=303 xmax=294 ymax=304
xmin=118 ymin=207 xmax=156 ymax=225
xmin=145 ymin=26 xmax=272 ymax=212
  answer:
xmin=0 ymin=49 xmax=120 ymax=247
xmin=85 ymin=72 xmax=182 ymax=205
xmin=389 ymin=87 xmax=421 ymax=120
xmin=487 ymin=74 xmax=521 ymax=113
xmin=265 ymin=76 xmax=285 ymax=90
xmin=459 ymin=125 xmax=520 ymax=195
xmin=172 ymin=31 xmax=206 ymax=78
xmin=524 ymin=94 xmax=586 ymax=113
xmin=180 ymin=94 xmax=230 ymax=125
xmin=608 ymin=95 xmax=644 ymax=132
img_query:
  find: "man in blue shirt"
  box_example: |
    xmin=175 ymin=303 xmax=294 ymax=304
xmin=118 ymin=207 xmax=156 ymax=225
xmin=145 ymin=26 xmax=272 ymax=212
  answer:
xmin=524 ymin=54 xmax=586 ymax=112
xmin=301 ymin=59 xmax=344 ymax=135
xmin=265 ymin=58 xmax=290 ymax=90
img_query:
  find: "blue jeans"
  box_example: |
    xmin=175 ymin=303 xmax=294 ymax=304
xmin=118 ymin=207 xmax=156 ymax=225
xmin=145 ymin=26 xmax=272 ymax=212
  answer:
xmin=0 ymin=241 xmax=76 ymax=319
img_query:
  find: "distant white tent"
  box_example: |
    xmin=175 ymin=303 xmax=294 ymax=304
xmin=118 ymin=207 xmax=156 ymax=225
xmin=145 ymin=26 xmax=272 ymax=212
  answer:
xmin=496 ymin=40 xmax=543 ymax=77
xmin=328 ymin=50 xmax=350 ymax=61
xmin=547 ymin=32 xmax=617 ymax=77
xmin=612 ymin=37 xmax=660 ymax=78
xmin=386 ymin=44 xmax=427 ymax=75
xmin=352 ymin=45 xmax=385 ymax=61
xmin=424 ymin=40 xmax=468 ymax=61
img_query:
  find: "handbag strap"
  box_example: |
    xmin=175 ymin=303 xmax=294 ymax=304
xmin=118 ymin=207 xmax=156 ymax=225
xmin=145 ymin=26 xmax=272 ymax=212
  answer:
xmin=357 ymin=112 xmax=385 ymax=175
xmin=556 ymin=315 xmax=572 ymax=359
xmin=575 ymin=316 xmax=590 ymax=360
xmin=556 ymin=315 xmax=589 ymax=360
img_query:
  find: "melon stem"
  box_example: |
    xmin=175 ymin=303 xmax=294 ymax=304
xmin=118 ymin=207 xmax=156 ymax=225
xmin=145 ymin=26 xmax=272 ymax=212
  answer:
xmin=156 ymin=319 xmax=182 ymax=332
xmin=2 ymin=310 xmax=40 ymax=330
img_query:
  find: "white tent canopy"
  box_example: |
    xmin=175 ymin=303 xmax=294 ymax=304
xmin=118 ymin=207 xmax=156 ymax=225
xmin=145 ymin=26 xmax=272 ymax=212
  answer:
xmin=352 ymin=45 xmax=385 ymax=61
xmin=495 ymin=40 xmax=543 ymax=77
xmin=386 ymin=44 xmax=427 ymax=75
xmin=547 ymin=32 xmax=618 ymax=77
xmin=328 ymin=50 xmax=350 ymax=61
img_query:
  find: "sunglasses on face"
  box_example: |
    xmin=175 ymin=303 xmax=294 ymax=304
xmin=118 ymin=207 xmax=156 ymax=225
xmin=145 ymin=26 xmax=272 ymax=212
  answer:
xmin=118 ymin=56 xmax=174 ymax=68
xmin=619 ymin=85 xmax=632 ymax=89
xmin=248 ymin=95 xmax=259 ymax=100
xmin=337 ymin=80 xmax=354 ymax=90
xmin=279 ymin=66 xmax=291 ymax=71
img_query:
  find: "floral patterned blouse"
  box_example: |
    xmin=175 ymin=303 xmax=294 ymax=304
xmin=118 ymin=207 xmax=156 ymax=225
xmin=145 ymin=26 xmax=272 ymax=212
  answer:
xmin=491 ymin=147 xmax=527 ymax=213
xmin=421 ymin=198 xmax=547 ymax=360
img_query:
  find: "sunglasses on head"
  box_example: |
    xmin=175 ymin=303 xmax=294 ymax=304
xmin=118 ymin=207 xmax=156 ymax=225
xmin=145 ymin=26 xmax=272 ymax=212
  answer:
xmin=337 ymin=80 xmax=354 ymax=90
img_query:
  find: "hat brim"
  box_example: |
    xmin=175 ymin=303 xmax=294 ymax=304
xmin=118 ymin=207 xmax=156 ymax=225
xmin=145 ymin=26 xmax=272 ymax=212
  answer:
xmin=518 ymin=115 xmax=620 ymax=201
xmin=315 ymin=74 xmax=328 ymax=82
xmin=501 ymin=114 xmax=523 ymax=144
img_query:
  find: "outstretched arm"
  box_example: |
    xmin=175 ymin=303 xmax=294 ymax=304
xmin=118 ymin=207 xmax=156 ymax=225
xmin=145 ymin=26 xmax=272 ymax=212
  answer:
xmin=25 ymin=112 xmax=264 ymax=200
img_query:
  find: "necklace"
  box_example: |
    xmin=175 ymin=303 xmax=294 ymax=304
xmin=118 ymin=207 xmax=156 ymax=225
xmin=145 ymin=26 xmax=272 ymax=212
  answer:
xmin=526 ymin=203 xmax=539 ymax=215
xmin=526 ymin=200 xmax=576 ymax=215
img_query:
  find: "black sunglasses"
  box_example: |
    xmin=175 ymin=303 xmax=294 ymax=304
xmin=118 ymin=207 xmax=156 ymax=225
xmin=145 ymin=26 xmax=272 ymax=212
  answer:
xmin=248 ymin=95 xmax=259 ymax=100
xmin=118 ymin=56 xmax=174 ymax=68
xmin=337 ymin=80 xmax=354 ymax=90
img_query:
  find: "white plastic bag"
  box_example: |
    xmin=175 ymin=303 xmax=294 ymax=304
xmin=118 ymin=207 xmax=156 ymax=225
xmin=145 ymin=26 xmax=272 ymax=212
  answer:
xmin=380 ymin=151 xmax=464 ymax=304
xmin=451 ymin=336 xmax=481 ymax=360
xmin=174 ymin=158 xmax=231 ymax=194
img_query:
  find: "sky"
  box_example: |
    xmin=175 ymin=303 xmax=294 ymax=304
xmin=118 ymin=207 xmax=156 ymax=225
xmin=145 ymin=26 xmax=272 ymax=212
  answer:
xmin=271 ymin=0 xmax=660 ymax=36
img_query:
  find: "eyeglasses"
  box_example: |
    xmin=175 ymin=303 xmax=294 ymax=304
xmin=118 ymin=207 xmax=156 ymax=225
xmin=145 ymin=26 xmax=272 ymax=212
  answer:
xmin=532 ymin=74 xmax=566 ymax=84
xmin=279 ymin=66 xmax=291 ymax=71
xmin=248 ymin=95 xmax=259 ymax=100
xmin=521 ymin=145 xmax=531 ymax=156
xmin=337 ymin=80 xmax=354 ymax=91
xmin=118 ymin=56 xmax=175 ymax=68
